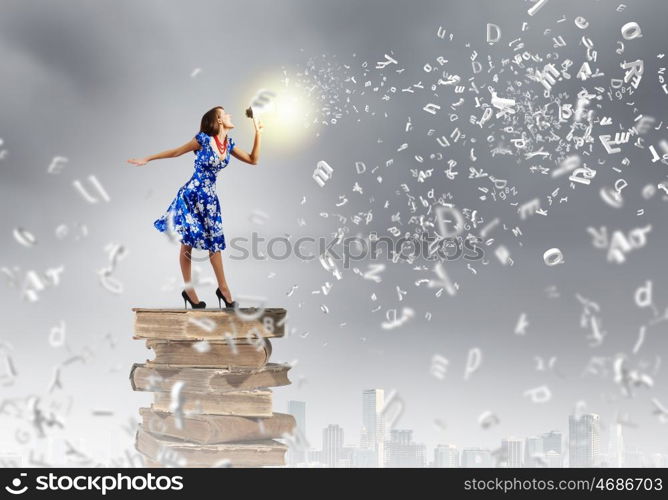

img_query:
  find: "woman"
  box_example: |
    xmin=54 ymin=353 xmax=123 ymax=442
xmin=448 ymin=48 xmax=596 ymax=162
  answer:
xmin=127 ymin=106 xmax=263 ymax=309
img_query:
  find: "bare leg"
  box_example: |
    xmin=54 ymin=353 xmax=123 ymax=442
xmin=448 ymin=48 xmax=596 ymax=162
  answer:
xmin=180 ymin=244 xmax=201 ymax=303
xmin=209 ymin=250 xmax=233 ymax=302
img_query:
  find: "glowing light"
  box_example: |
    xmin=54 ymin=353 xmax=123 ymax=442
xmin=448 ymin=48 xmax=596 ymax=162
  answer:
xmin=241 ymin=74 xmax=316 ymax=150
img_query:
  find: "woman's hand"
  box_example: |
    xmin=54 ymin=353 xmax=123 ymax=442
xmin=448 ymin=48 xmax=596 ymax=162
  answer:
xmin=252 ymin=117 xmax=264 ymax=134
xmin=127 ymin=157 xmax=149 ymax=166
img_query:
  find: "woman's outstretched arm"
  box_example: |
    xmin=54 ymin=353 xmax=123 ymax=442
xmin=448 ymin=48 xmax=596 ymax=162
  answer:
xmin=231 ymin=117 xmax=264 ymax=166
xmin=127 ymin=137 xmax=200 ymax=166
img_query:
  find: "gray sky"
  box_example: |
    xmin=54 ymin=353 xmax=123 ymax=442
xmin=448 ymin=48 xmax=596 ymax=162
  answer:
xmin=1 ymin=0 xmax=667 ymax=466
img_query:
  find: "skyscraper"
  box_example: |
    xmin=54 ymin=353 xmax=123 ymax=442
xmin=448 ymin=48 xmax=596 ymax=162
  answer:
xmin=287 ymin=400 xmax=307 ymax=465
xmin=569 ymin=413 xmax=601 ymax=467
xmin=362 ymin=389 xmax=385 ymax=467
xmin=501 ymin=437 xmax=523 ymax=467
xmin=322 ymin=424 xmax=344 ymax=467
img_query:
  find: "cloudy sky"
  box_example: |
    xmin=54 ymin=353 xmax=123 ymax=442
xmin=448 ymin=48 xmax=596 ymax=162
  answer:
xmin=1 ymin=0 xmax=667 ymax=466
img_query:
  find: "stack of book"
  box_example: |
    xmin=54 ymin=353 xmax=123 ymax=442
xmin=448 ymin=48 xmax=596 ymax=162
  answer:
xmin=129 ymin=307 xmax=295 ymax=467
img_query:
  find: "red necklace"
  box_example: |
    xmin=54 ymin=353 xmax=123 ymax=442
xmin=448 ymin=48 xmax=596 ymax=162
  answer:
xmin=213 ymin=134 xmax=228 ymax=156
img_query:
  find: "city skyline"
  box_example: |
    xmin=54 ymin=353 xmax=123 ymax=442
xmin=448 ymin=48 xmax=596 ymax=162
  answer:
xmin=286 ymin=391 xmax=668 ymax=467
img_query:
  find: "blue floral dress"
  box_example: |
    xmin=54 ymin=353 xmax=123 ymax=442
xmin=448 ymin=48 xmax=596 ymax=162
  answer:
xmin=154 ymin=132 xmax=236 ymax=252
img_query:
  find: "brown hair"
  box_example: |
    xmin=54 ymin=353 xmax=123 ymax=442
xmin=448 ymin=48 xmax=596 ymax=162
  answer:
xmin=199 ymin=106 xmax=224 ymax=136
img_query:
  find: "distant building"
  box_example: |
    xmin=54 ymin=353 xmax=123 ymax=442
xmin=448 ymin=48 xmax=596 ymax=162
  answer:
xmin=308 ymin=449 xmax=323 ymax=465
xmin=461 ymin=448 xmax=493 ymax=467
xmin=569 ymin=413 xmax=600 ymax=467
xmin=386 ymin=430 xmax=426 ymax=467
xmin=322 ymin=424 xmax=344 ymax=467
xmin=625 ymin=446 xmax=648 ymax=468
xmin=434 ymin=444 xmax=459 ymax=467
xmin=524 ymin=436 xmax=544 ymax=467
xmin=286 ymin=400 xmax=307 ymax=465
xmin=359 ymin=426 xmax=370 ymax=450
xmin=339 ymin=445 xmax=357 ymax=468
xmin=351 ymin=447 xmax=377 ymax=467
xmin=542 ymin=430 xmax=563 ymax=467
xmin=542 ymin=430 xmax=562 ymax=455
xmin=501 ymin=437 xmax=523 ymax=467
xmin=608 ymin=422 xmax=624 ymax=468
xmin=362 ymin=389 xmax=385 ymax=467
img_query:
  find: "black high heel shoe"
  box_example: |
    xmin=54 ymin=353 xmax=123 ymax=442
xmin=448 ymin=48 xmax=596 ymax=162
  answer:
xmin=215 ymin=287 xmax=238 ymax=309
xmin=182 ymin=290 xmax=206 ymax=309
